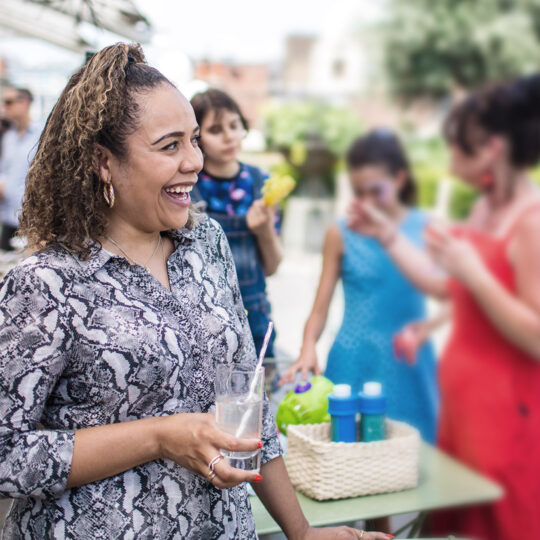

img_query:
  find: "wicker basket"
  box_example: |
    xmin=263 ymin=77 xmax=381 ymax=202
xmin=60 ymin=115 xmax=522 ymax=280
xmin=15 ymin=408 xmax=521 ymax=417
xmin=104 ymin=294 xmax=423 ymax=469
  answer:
xmin=286 ymin=420 xmax=420 ymax=501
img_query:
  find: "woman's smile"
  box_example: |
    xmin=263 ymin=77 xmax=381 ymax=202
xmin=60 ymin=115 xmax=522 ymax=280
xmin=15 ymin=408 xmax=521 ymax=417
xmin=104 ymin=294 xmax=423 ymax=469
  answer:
xmin=163 ymin=183 xmax=194 ymax=207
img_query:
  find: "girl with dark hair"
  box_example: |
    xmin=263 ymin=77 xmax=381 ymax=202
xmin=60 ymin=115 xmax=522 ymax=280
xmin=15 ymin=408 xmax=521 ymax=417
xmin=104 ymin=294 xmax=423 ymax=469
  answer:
xmin=190 ymin=89 xmax=281 ymax=359
xmin=348 ymin=75 xmax=540 ymax=540
xmin=280 ymin=129 xmax=438 ymax=444
xmin=0 ymin=43 xmax=390 ymax=540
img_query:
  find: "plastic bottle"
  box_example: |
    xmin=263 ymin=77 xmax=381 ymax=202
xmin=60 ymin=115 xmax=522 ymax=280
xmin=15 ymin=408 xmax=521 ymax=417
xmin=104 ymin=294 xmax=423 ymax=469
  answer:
xmin=358 ymin=381 xmax=386 ymax=442
xmin=328 ymin=384 xmax=358 ymax=443
xmin=275 ymin=376 xmax=334 ymax=435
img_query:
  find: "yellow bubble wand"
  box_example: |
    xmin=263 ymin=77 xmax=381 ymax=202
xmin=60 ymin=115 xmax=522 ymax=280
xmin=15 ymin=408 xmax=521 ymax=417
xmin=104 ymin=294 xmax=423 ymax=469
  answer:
xmin=262 ymin=175 xmax=296 ymax=206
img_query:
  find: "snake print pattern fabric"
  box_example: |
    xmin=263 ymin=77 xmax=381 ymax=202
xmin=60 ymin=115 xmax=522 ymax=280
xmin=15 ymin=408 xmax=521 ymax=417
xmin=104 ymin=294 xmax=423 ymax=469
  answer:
xmin=0 ymin=215 xmax=281 ymax=539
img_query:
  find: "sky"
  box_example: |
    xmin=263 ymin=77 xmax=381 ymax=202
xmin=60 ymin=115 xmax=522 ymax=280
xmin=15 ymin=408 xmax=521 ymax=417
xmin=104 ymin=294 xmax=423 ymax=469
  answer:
xmin=0 ymin=0 xmax=386 ymax=112
xmin=136 ymin=0 xmax=385 ymax=62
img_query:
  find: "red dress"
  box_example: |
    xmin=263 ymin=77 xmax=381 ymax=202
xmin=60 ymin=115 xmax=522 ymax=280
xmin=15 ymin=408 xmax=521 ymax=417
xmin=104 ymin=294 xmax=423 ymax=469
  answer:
xmin=434 ymin=206 xmax=540 ymax=540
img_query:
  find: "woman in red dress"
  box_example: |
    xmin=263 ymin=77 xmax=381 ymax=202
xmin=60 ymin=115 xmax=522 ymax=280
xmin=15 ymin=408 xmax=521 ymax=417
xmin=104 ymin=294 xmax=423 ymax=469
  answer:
xmin=348 ymin=74 xmax=540 ymax=540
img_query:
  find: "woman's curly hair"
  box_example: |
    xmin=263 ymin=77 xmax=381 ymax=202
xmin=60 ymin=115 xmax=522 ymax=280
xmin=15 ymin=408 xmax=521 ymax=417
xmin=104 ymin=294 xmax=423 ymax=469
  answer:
xmin=19 ymin=42 xmax=173 ymax=258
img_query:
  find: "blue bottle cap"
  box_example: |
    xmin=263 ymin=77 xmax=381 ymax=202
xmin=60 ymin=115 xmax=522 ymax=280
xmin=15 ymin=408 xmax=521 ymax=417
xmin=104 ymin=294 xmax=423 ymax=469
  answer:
xmin=328 ymin=391 xmax=357 ymax=415
xmin=358 ymin=391 xmax=386 ymax=415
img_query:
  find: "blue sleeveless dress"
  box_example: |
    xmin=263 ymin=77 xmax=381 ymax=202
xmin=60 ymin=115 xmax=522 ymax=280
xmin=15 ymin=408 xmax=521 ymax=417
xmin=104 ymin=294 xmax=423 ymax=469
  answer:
xmin=325 ymin=210 xmax=438 ymax=442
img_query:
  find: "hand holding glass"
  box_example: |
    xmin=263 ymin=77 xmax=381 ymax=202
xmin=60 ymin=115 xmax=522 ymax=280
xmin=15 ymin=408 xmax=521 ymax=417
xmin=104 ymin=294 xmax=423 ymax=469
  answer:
xmin=215 ymin=364 xmax=264 ymax=471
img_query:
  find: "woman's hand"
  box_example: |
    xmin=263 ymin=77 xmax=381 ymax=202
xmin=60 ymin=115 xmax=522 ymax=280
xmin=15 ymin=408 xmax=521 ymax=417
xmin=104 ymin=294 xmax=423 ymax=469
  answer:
xmin=156 ymin=413 xmax=262 ymax=489
xmin=393 ymin=321 xmax=431 ymax=365
xmin=425 ymin=223 xmax=485 ymax=284
xmin=347 ymin=200 xmax=397 ymax=246
xmin=278 ymin=346 xmax=320 ymax=386
xmin=303 ymin=526 xmax=393 ymax=539
xmin=247 ymin=199 xmax=276 ymax=236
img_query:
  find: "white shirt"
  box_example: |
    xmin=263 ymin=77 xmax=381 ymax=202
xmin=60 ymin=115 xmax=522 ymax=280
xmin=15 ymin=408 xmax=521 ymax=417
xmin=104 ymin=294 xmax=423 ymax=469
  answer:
xmin=0 ymin=122 xmax=42 ymax=227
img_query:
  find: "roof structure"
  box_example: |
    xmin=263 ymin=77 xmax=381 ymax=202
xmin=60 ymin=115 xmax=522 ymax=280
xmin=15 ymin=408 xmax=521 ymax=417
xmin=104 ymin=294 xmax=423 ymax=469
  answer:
xmin=0 ymin=0 xmax=152 ymax=53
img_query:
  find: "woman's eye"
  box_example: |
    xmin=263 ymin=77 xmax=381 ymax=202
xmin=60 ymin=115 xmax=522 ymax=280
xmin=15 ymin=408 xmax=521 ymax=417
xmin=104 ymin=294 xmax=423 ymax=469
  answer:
xmin=208 ymin=126 xmax=221 ymax=134
xmin=192 ymin=135 xmax=201 ymax=146
xmin=162 ymin=141 xmax=178 ymax=151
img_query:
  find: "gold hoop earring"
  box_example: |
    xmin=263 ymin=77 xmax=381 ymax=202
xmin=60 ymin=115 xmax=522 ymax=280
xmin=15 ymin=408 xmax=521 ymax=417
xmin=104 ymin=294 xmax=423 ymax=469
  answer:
xmin=103 ymin=182 xmax=115 ymax=208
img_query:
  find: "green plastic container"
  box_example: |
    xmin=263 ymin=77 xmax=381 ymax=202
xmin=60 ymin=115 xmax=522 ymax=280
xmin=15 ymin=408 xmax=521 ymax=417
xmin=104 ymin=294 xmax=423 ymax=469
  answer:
xmin=276 ymin=376 xmax=334 ymax=435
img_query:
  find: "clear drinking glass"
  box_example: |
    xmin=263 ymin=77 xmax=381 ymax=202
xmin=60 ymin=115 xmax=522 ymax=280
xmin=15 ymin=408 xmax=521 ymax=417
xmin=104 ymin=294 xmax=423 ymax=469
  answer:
xmin=215 ymin=363 xmax=264 ymax=471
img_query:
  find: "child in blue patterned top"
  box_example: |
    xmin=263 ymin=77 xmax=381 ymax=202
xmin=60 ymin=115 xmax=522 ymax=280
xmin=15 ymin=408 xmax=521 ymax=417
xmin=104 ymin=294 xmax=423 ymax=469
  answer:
xmin=280 ymin=129 xmax=439 ymax=444
xmin=190 ymin=89 xmax=282 ymax=357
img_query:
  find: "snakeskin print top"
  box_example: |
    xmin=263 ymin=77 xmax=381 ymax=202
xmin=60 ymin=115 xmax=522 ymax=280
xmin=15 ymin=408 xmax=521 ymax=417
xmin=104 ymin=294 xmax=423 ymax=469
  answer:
xmin=0 ymin=215 xmax=281 ymax=539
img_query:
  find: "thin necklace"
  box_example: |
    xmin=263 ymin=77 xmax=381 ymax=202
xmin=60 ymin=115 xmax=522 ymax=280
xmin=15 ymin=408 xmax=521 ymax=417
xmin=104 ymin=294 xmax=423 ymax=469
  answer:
xmin=161 ymin=233 xmax=171 ymax=290
xmin=106 ymin=234 xmax=162 ymax=270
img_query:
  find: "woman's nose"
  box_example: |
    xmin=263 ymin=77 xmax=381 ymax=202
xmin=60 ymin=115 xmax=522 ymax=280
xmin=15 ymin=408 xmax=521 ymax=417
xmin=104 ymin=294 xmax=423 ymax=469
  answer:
xmin=180 ymin=145 xmax=204 ymax=174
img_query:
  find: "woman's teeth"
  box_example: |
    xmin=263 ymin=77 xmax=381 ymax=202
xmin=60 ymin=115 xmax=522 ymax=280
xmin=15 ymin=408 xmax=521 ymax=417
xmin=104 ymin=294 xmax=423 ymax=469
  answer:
xmin=164 ymin=185 xmax=193 ymax=194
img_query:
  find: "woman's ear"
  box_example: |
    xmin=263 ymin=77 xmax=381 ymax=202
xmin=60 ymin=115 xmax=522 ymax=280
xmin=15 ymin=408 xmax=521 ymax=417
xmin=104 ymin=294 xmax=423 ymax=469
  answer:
xmin=94 ymin=144 xmax=113 ymax=184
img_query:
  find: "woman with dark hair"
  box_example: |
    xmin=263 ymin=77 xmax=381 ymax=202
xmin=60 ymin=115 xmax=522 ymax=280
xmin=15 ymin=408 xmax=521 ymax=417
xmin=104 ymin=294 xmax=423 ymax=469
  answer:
xmin=348 ymin=75 xmax=540 ymax=540
xmin=280 ymin=129 xmax=439 ymax=444
xmin=0 ymin=43 xmax=389 ymax=540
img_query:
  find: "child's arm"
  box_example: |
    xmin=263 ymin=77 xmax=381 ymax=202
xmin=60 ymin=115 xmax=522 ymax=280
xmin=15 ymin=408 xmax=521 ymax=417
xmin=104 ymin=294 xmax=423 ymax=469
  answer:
xmin=246 ymin=199 xmax=282 ymax=276
xmin=279 ymin=225 xmax=343 ymax=385
xmin=347 ymin=200 xmax=449 ymax=298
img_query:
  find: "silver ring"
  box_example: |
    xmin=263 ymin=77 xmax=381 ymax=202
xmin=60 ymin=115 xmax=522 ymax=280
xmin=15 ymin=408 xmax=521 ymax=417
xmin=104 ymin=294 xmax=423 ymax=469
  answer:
xmin=359 ymin=531 xmax=365 ymax=539
xmin=208 ymin=454 xmax=224 ymax=473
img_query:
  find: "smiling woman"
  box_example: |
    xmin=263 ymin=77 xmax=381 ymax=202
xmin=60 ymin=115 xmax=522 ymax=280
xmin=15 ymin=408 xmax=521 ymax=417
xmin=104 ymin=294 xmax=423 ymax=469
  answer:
xmin=0 ymin=43 xmax=389 ymax=540
xmin=94 ymin=83 xmax=203 ymax=288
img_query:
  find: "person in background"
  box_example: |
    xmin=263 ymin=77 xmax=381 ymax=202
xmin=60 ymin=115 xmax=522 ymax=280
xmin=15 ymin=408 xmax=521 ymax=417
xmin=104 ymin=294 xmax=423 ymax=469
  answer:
xmin=280 ymin=130 xmax=438 ymax=445
xmin=190 ymin=89 xmax=282 ymax=359
xmin=0 ymin=42 xmax=389 ymax=540
xmin=347 ymin=74 xmax=540 ymax=540
xmin=0 ymin=117 xmax=11 ymax=158
xmin=0 ymin=87 xmax=41 ymax=250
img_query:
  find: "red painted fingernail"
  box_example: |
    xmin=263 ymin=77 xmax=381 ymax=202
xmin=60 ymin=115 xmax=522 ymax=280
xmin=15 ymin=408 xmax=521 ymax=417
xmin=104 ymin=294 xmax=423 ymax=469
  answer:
xmin=386 ymin=536 xmax=395 ymax=539
xmin=253 ymin=474 xmax=263 ymax=482
xmin=257 ymin=441 xmax=263 ymax=449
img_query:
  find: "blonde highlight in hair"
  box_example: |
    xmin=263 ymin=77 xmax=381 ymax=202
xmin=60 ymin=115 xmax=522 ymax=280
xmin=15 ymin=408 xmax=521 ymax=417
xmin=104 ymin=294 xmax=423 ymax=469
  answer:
xmin=19 ymin=42 xmax=174 ymax=258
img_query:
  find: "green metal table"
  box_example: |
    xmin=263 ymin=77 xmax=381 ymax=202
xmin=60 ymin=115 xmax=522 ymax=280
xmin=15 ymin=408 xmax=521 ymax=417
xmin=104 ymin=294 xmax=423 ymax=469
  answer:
xmin=252 ymin=443 xmax=502 ymax=538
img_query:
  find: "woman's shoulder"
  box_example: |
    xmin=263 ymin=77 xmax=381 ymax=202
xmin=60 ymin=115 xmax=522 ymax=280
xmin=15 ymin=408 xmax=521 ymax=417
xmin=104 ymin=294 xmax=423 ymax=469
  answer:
xmin=331 ymin=218 xmax=347 ymax=237
xmin=508 ymin=197 xmax=540 ymax=241
xmin=9 ymin=246 xmax=72 ymax=274
xmin=0 ymin=246 xmax=74 ymax=300
xmin=189 ymin=213 xmax=227 ymax=246
xmin=185 ymin=214 xmax=236 ymax=270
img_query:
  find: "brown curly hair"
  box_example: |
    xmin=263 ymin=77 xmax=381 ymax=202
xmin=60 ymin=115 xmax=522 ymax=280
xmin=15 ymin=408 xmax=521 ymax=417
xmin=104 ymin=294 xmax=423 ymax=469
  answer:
xmin=19 ymin=42 xmax=174 ymax=258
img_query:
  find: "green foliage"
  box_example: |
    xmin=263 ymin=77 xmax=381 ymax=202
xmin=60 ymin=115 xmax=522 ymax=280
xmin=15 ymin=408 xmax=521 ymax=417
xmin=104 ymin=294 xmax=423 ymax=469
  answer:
xmin=263 ymin=101 xmax=363 ymax=158
xmin=406 ymin=136 xmax=479 ymax=219
xmin=269 ymin=160 xmax=300 ymax=183
xmin=263 ymin=101 xmax=363 ymax=196
xmin=385 ymin=0 xmax=540 ymax=100
xmin=530 ymin=165 xmax=540 ymax=186
xmin=449 ymin=182 xmax=478 ymax=220
xmin=407 ymin=137 xmax=449 ymax=208
xmin=415 ymin=163 xmax=441 ymax=208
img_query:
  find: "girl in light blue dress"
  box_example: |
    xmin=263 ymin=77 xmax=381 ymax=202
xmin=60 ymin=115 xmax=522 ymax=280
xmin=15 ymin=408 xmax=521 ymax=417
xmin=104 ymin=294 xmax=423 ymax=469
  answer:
xmin=280 ymin=129 xmax=438 ymax=443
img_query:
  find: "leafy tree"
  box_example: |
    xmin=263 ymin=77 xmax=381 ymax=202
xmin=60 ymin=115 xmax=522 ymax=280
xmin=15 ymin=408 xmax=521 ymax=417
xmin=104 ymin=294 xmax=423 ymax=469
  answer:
xmin=263 ymin=101 xmax=363 ymax=195
xmin=264 ymin=101 xmax=362 ymax=157
xmin=384 ymin=0 xmax=540 ymax=100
